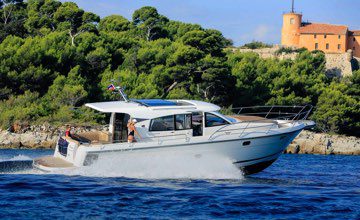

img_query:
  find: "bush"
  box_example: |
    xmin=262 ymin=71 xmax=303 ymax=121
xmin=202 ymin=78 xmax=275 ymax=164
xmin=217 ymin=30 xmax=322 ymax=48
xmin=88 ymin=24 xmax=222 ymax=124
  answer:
xmin=241 ymin=41 xmax=272 ymax=49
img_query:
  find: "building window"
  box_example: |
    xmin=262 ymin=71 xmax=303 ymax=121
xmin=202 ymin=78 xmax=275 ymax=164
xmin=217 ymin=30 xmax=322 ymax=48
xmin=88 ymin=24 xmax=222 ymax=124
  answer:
xmin=354 ymin=38 xmax=356 ymax=42
xmin=290 ymin=18 xmax=294 ymax=24
xmin=315 ymin=43 xmax=318 ymax=50
xmin=326 ymin=43 xmax=329 ymax=50
xmin=324 ymin=34 xmax=327 ymax=38
xmin=338 ymin=44 xmax=341 ymax=50
xmin=338 ymin=35 xmax=341 ymax=39
xmin=314 ymin=34 xmax=317 ymax=38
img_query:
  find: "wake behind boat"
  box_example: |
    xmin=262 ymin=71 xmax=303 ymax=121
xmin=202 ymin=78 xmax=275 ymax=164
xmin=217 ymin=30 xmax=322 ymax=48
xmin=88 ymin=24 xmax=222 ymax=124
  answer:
xmin=33 ymin=95 xmax=315 ymax=175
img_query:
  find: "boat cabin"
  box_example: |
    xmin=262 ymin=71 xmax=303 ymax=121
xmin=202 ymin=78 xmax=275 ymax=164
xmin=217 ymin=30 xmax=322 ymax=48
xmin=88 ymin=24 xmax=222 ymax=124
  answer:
xmin=84 ymin=99 xmax=235 ymax=143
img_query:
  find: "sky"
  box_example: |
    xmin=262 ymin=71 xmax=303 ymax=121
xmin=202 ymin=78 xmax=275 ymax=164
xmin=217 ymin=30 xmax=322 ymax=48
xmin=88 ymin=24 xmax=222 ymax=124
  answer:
xmin=63 ymin=0 xmax=360 ymax=46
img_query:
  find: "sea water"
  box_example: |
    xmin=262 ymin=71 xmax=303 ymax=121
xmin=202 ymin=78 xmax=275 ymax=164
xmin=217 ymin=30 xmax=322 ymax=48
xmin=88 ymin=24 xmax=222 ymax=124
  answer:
xmin=0 ymin=149 xmax=359 ymax=219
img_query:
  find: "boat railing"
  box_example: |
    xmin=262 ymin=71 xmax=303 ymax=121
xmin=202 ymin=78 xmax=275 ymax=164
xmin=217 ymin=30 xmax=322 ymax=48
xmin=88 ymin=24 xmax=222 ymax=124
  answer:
xmin=231 ymin=105 xmax=313 ymax=121
xmin=209 ymin=105 xmax=313 ymax=140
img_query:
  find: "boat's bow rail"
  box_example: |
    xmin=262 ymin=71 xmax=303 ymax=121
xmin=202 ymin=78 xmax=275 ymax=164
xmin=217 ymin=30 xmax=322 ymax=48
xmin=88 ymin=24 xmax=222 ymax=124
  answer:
xmin=231 ymin=105 xmax=313 ymax=121
xmin=209 ymin=105 xmax=314 ymax=140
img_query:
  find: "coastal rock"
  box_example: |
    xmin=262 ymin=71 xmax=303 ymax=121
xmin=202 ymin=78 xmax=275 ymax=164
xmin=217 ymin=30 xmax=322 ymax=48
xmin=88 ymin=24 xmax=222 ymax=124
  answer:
xmin=0 ymin=124 xmax=108 ymax=149
xmin=284 ymin=131 xmax=360 ymax=155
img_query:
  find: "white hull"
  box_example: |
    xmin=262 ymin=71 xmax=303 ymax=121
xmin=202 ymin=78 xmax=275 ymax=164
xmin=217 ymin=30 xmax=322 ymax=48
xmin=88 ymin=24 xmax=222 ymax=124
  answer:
xmin=34 ymin=126 xmax=303 ymax=175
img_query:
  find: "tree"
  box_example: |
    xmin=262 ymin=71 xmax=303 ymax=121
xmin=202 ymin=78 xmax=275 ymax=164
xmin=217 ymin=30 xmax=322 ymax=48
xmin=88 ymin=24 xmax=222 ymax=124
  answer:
xmin=1 ymin=0 xmax=24 ymax=24
xmin=54 ymin=2 xmax=99 ymax=46
xmin=132 ymin=6 xmax=168 ymax=41
xmin=99 ymin=15 xmax=131 ymax=32
xmin=25 ymin=0 xmax=61 ymax=34
xmin=46 ymin=65 xmax=87 ymax=107
xmin=312 ymin=82 xmax=359 ymax=135
xmin=0 ymin=0 xmax=27 ymax=41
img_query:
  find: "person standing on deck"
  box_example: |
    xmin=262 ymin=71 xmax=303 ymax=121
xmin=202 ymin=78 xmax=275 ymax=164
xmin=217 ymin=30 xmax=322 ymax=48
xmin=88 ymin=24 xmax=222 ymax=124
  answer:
xmin=127 ymin=119 xmax=141 ymax=143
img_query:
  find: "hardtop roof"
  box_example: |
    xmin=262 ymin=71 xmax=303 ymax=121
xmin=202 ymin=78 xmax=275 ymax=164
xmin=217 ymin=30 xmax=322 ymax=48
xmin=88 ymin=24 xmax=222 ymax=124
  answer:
xmin=85 ymin=99 xmax=220 ymax=119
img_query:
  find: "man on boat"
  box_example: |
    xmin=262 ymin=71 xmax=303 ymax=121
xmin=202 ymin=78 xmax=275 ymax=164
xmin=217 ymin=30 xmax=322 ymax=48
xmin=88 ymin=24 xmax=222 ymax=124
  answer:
xmin=127 ymin=118 xmax=141 ymax=143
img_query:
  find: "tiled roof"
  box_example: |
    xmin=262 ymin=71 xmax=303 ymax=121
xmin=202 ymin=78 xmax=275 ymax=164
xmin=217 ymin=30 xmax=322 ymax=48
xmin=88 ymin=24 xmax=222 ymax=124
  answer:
xmin=300 ymin=23 xmax=348 ymax=35
xmin=349 ymin=30 xmax=360 ymax=36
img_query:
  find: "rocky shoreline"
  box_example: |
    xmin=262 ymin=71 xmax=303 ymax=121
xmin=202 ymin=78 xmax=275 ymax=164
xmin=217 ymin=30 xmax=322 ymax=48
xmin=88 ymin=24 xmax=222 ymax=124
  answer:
xmin=0 ymin=126 xmax=359 ymax=155
xmin=285 ymin=131 xmax=360 ymax=155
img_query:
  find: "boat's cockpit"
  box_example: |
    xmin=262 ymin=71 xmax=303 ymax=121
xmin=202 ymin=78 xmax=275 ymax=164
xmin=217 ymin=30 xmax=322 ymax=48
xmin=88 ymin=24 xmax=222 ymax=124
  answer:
xmin=108 ymin=110 xmax=233 ymax=143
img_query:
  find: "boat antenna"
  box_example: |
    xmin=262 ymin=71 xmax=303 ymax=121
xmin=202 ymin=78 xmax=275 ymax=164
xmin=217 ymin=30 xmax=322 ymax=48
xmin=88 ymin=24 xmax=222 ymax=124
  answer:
xmin=110 ymin=79 xmax=129 ymax=102
xmin=291 ymin=0 xmax=295 ymax=13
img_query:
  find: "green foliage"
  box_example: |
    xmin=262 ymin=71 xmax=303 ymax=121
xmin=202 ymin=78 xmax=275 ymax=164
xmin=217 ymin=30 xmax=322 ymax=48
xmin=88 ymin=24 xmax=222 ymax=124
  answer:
xmin=311 ymin=82 xmax=360 ymax=135
xmin=0 ymin=91 xmax=43 ymax=128
xmin=241 ymin=41 xmax=272 ymax=49
xmin=275 ymin=47 xmax=308 ymax=55
xmin=99 ymin=15 xmax=131 ymax=32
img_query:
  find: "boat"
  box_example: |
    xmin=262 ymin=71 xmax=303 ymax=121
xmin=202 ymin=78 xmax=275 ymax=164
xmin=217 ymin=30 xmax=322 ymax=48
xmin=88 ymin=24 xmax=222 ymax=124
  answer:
xmin=33 ymin=87 xmax=315 ymax=175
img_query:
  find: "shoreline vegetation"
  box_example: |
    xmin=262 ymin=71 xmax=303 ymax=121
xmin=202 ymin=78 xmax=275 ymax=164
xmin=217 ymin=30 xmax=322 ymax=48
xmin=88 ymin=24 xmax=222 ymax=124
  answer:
xmin=0 ymin=126 xmax=359 ymax=155
xmin=0 ymin=1 xmax=359 ymax=141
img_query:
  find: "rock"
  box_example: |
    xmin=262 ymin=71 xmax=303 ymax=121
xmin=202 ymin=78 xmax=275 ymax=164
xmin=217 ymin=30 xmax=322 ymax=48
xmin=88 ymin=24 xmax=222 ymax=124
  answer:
xmin=291 ymin=130 xmax=360 ymax=155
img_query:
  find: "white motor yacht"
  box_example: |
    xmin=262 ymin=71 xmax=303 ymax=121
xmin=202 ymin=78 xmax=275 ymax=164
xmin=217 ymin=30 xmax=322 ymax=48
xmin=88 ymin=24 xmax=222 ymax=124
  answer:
xmin=33 ymin=100 xmax=314 ymax=175
xmin=33 ymin=89 xmax=314 ymax=175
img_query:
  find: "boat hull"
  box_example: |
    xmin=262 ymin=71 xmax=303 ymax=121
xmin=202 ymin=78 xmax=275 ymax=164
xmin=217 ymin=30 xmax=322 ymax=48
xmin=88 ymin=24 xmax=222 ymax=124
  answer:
xmin=34 ymin=128 xmax=301 ymax=175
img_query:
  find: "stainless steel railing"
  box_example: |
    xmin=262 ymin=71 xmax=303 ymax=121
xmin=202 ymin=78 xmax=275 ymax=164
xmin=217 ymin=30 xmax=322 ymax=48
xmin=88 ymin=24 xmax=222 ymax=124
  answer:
xmin=209 ymin=105 xmax=313 ymax=140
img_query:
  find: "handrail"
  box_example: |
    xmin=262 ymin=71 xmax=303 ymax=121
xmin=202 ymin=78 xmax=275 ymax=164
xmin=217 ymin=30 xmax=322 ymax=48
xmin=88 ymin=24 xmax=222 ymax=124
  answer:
xmin=210 ymin=105 xmax=313 ymax=140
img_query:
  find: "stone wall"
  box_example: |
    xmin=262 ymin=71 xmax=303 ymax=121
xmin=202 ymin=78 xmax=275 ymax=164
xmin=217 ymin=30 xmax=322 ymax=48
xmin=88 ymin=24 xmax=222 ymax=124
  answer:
xmin=325 ymin=52 xmax=353 ymax=77
xmin=233 ymin=46 xmax=354 ymax=77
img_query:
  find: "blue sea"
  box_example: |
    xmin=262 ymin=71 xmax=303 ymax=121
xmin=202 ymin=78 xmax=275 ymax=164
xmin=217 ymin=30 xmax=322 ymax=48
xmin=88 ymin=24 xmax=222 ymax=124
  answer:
xmin=0 ymin=149 xmax=359 ymax=219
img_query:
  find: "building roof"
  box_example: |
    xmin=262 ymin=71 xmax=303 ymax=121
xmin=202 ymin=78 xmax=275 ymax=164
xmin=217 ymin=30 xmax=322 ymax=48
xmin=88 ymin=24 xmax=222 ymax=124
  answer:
xmin=300 ymin=23 xmax=348 ymax=35
xmin=349 ymin=30 xmax=360 ymax=36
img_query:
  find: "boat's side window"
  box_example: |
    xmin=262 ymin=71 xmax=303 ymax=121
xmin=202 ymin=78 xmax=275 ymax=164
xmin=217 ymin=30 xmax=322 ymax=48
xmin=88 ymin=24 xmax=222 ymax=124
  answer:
xmin=205 ymin=113 xmax=229 ymax=127
xmin=149 ymin=115 xmax=174 ymax=131
xmin=175 ymin=114 xmax=192 ymax=130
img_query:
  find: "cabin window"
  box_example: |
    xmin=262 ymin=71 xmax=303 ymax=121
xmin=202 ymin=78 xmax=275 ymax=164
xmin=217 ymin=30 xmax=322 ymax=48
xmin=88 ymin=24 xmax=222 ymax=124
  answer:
xmin=175 ymin=114 xmax=192 ymax=130
xmin=338 ymin=35 xmax=341 ymax=39
xmin=338 ymin=44 xmax=341 ymax=50
xmin=326 ymin=43 xmax=329 ymax=50
xmin=314 ymin=34 xmax=317 ymax=38
xmin=290 ymin=18 xmax=294 ymax=24
xmin=205 ymin=113 xmax=229 ymax=127
xmin=315 ymin=43 xmax=318 ymax=50
xmin=149 ymin=115 xmax=174 ymax=131
xmin=324 ymin=34 xmax=327 ymax=38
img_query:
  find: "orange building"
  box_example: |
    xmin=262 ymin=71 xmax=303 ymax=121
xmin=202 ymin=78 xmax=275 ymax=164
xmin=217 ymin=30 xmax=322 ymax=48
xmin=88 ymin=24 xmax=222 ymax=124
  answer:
xmin=281 ymin=12 xmax=360 ymax=58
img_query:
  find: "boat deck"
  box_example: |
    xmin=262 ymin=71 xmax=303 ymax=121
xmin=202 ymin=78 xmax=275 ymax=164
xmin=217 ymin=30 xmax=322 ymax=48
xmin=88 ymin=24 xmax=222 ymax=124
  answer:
xmin=34 ymin=156 xmax=74 ymax=168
